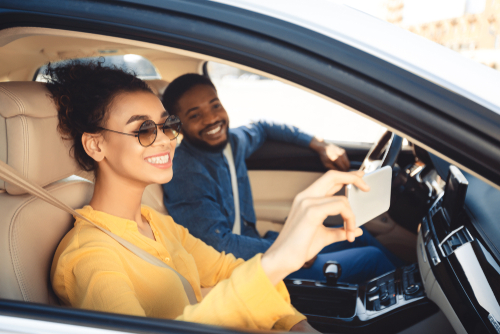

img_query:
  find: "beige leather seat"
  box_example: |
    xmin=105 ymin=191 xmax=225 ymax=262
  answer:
xmin=0 ymin=81 xmax=167 ymax=306
xmin=146 ymin=79 xmax=169 ymax=99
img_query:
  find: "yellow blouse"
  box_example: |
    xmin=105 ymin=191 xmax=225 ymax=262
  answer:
xmin=50 ymin=205 xmax=306 ymax=330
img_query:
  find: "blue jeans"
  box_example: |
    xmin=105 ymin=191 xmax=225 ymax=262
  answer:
xmin=287 ymin=227 xmax=405 ymax=284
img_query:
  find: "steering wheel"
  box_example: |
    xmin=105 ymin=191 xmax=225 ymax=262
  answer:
xmin=359 ymin=131 xmax=403 ymax=173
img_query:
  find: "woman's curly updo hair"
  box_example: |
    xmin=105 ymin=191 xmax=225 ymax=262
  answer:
xmin=45 ymin=60 xmax=153 ymax=173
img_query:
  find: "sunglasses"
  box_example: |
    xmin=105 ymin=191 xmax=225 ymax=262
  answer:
xmin=98 ymin=115 xmax=182 ymax=147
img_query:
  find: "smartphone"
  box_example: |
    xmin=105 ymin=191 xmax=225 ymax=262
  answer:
xmin=346 ymin=166 xmax=392 ymax=227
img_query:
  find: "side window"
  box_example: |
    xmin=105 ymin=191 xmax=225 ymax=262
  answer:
xmin=35 ymin=55 xmax=161 ymax=81
xmin=206 ymin=61 xmax=386 ymax=144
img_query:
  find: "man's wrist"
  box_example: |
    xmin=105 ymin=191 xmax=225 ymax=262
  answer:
xmin=309 ymin=137 xmax=325 ymax=152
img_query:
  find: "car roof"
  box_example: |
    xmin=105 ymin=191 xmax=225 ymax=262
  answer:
xmin=212 ymin=0 xmax=500 ymax=115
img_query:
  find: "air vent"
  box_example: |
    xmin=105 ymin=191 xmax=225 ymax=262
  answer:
xmin=439 ymin=226 xmax=473 ymax=257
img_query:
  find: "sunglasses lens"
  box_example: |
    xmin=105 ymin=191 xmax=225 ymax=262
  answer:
xmin=138 ymin=120 xmax=157 ymax=147
xmin=163 ymin=116 xmax=181 ymax=140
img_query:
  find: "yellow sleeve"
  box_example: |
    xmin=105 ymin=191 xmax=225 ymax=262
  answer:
xmin=272 ymin=306 xmax=307 ymax=331
xmin=52 ymin=243 xmax=146 ymax=317
xmin=172 ymin=221 xmax=244 ymax=287
xmin=176 ymin=254 xmax=297 ymax=330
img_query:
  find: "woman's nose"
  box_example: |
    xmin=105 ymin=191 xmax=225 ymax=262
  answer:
xmin=155 ymin=126 xmax=171 ymax=146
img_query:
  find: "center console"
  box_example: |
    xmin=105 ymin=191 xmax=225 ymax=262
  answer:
xmin=363 ymin=263 xmax=424 ymax=315
xmin=285 ymin=263 xmax=437 ymax=333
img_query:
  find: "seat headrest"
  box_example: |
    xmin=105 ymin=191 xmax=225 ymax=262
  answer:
xmin=0 ymin=82 xmax=80 ymax=195
xmin=146 ymin=79 xmax=169 ymax=98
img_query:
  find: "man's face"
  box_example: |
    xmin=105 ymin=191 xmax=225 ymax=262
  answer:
xmin=176 ymin=84 xmax=229 ymax=151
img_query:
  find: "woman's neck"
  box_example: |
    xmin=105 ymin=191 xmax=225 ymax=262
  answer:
xmin=89 ymin=169 xmax=146 ymax=226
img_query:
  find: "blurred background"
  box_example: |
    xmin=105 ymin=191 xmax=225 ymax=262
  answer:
xmin=206 ymin=0 xmax=498 ymax=144
xmin=346 ymin=0 xmax=500 ymax=67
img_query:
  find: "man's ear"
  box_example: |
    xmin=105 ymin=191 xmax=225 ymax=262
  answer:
xmin=82 ymin=133 xmax=105 ymax=162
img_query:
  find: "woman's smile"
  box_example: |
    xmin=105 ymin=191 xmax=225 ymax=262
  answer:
xmin=145 ymin=152 xmax=172 ymax=169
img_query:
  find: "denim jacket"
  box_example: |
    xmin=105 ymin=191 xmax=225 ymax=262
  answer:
xmin=163 ymin=121 xmax=312 ymax=260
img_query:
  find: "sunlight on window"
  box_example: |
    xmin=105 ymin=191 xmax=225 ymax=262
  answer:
xmin=207 ymin=62 xmax=386 ymax=144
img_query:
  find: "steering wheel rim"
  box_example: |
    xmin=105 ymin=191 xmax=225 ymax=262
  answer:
xmin=359 ymin=131 xmax=403 ymax=173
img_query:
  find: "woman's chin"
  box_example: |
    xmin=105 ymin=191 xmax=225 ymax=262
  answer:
xmin=149 ymin=172 xmax=173 ymax=185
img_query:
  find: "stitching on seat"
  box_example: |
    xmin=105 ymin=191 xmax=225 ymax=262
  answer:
xmin=8 ymin=180 xmax=93 ymax=302
xmin=2 ymin=117 xmax=8 ymax=191
xmin=10 ymin=209 xmax=28 ymax=301
xmin=0 ymin=86 xmax=25 ymax=115
xmin=21 ymin=116 xmax=29 ymax=178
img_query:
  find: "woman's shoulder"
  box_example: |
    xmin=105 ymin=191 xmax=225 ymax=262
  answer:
xmin=55 ymin=219 xmax=120 ymax=259
xmin=54 ymin=207 xmax=127 ymax=261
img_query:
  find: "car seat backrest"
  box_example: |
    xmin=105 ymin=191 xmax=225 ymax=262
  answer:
xmin=0 ymin=81 xmax=92 ymax=305
xmin=145 ymin=79 xmax=169 ymax=99
xmin=0 ymin=81 xmax=167 ymax=305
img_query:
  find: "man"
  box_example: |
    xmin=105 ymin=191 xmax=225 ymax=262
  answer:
xmin=162 ymin=74 xmax=404 ymax=284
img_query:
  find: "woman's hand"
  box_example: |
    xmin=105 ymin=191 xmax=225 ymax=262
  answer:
xmin=261 ymin=171 xmax=369 ymax=285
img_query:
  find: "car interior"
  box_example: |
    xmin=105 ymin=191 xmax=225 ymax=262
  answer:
xmin=0 ymin=26 xmax=497 ymax=334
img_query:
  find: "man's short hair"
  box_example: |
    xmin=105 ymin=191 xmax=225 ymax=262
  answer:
xmin=162 ymin=73 xmax=216 ymax=115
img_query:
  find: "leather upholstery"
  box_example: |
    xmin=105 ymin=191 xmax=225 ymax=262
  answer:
xmin=0 ymin=179 xmax=93 ymax=304
xmin=0 ymin=81 xmax=168 ymax=305
xmin=0 ymin=82 xmax=79 ymax=195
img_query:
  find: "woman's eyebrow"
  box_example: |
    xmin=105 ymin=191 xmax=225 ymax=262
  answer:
xmin=126 ymin=111 xmax=169 ymax=124
xmin=126 ymin=115 xmax=150 ymax=124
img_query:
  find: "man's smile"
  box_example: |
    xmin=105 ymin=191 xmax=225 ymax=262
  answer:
xmin=199 ymin=120 xmax=227 ymax=140
xmin=206 ymin=125 xmax=222 ymax=135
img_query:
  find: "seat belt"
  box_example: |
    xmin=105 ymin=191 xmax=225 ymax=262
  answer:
xmin=0 ymin=159 xmax=197 ymax=305
xmin=223 ymin=143 xmax=241 ymax=235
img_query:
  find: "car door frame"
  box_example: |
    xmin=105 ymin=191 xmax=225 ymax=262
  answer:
xmin=0 ymin=0 xmax=500 ymax=332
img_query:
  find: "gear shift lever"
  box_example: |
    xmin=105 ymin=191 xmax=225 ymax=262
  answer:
xmin=323 ymin=261 xmax=342 ymax=286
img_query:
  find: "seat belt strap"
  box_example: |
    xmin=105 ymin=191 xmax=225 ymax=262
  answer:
xmin=223 ymin=143 xmax=241 ymax=235
xmin=0 ymin=159 xmax=197 ymax=305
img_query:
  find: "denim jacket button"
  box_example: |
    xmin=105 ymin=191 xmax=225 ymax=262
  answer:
xmin=215 ymin=229 xmax=220 ymax=234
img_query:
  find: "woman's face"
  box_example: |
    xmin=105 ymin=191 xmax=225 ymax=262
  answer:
xmin=97 ymin=91 xmax=176 ymax=187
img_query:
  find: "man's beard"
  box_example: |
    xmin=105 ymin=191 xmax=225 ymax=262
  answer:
xmin=182 ymin=122 xmax=229 ymax=153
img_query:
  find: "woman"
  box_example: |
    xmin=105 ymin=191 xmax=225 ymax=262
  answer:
xmin=48 ymin=61 xmax=368 ymax=332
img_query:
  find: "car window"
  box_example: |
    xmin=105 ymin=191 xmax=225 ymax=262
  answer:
xmin=34 ymin=54 xmax=161 ymax=82
xmin=206 ymin=61 xmax=387 ymax=144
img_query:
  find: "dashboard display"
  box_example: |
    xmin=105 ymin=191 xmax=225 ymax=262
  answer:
xmin=442 ymin=166 xmax=468 ymax=229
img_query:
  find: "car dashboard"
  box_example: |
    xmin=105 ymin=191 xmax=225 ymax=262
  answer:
xmin=420 ymin=156 xmax=500 ymax=334
xmin=283 ymin=157 xmax=500 ymax=334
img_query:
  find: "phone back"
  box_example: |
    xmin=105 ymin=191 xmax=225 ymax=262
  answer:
xmin=347 ymin=166 xmax=392 ymax=227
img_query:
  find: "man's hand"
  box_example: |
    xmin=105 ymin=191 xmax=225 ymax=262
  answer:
xmin=309 ymin=137 xmax=350 ymax=171
xmin=290 ymin=320 xmax=320 ymax=333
